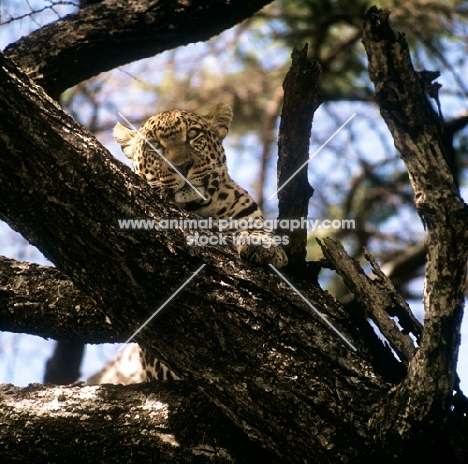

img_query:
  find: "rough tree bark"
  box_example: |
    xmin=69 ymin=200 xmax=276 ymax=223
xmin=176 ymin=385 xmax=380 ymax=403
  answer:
xmin=0 ymin=382 xmax=280 ymax=463
xmin=277 ymin=44 xmax=321 ymax=271
xmin=4 ymin=0 xmax=274 ymax=99
xmin=319 ymin=239 xmax=422 ymax=368
xmin=0 ymin=48 xmax=384 ymax=463
xmin=361 ymin=7 xmax=468 ymax=460
xmin=0 ymin=4 xmax=468 ymax=464
xmin=0 ymin=257 xmax=121 ymax=342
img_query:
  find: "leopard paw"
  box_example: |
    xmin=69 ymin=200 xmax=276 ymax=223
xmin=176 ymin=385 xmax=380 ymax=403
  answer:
xmin=237 ymin=236 xmax=288 ymax=268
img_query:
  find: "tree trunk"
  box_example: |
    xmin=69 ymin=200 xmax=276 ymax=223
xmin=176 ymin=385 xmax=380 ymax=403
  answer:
xmin=0 ymin=5 xmax=467 ymax=463
xmin=362 ymin=8 xmax=468 ymax=457
xmin=43 ymin=341 xmax=85 ymax=384
xmin=0 ymin=48 xmax=383 ymax=462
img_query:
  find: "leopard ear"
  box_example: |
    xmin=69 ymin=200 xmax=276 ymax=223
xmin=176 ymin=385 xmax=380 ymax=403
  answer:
xmin=113 ymin=123 xmax=138 ymax=160
xmin=204 ymin=103 xmax=233 ymax=140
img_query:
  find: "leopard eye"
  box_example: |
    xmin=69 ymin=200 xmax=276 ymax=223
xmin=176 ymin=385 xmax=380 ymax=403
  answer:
xmin=146 ymin=138 xmax=161 ymax=149
xmin=186 ymin=128 xmax=201 ymax=140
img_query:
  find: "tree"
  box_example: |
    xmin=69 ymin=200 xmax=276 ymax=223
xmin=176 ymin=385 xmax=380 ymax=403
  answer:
xmin=0 ymin=1 xmax=467 ymax=462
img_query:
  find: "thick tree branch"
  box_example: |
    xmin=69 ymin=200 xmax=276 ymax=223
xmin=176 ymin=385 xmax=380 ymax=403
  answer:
xmin=0 ymin=51 xmax=385 ymax=462
xmin=4 ymin=0 xmax=274 ymax=99
xmin=277 ymin=45 xmax=321 ymax=270
xmin=0 ymin=256 xmax=123 ymax=342
xmin=363 ymin=6 xmax=468 ymax=448
xmin=0 ymin=382 xmax=280 ymax=463
xmin=1 ymin=9 xmax=468 ymax=458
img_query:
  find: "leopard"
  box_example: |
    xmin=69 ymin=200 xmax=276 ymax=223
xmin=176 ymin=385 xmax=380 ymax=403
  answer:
xmin=113 ymin=102 xmax=288 ymax=381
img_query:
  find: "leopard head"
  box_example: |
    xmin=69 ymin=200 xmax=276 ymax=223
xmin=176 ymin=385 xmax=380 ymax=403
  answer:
xmin=113 ymin=103 xmax=233 ymax=200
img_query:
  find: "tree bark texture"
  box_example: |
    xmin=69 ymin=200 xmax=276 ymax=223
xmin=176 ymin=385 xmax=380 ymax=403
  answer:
xmin=0 ymin=382 xmax=280 ymax=463
xmin=362 ymin=6 xmax=468 ymax=457
xmin=0 ymin=5 xmax=467 ymax=463
xmin=319 ymin=238 xmax=422 ymax=367
xmin=277 ymin=45 xmax=321 ymax=270
xmin=4 ymin=0 xmax=274 ymax=99
xmin=0 ymin=257 xmax=122 ymax=343
xmin=0 ymin=50 xmax=388 ymax=462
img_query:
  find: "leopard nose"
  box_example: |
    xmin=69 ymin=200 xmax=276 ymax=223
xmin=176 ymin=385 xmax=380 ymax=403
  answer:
xmin=172 ymin=159 xmax=193 ymax=178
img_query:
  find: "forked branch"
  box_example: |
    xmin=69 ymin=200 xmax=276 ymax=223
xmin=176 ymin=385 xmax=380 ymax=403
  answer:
xmin=363 ymin=6 xmax=468 ymax=442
